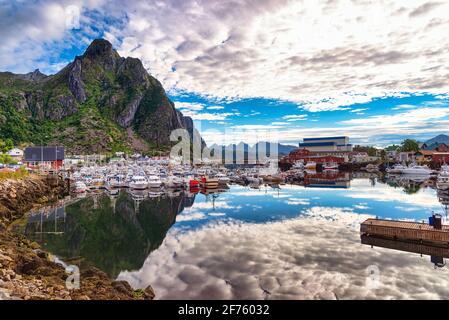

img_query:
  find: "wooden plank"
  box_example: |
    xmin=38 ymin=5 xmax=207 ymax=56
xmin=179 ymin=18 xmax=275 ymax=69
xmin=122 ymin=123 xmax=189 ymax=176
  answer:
xmin=361 ymin=218 xmax=449 ymax=244
xmin=361 ymin=235 xmax=449 ymax=258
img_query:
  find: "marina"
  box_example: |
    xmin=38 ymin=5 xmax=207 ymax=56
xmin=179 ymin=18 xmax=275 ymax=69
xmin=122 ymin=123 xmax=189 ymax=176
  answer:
xmin=15 ymin=172 xmax=449 ymax=299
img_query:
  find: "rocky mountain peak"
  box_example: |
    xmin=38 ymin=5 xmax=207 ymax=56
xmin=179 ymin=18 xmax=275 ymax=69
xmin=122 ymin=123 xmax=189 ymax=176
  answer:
xmin=0 ymin=38 xmax=206 ymax=153
xmin=17 ymin=69 xmax=47 ymax=82
xmin=84 ymin=39 xmax=114 ymax=58
xmin=82 ymin=38 xmax=121 ymax=71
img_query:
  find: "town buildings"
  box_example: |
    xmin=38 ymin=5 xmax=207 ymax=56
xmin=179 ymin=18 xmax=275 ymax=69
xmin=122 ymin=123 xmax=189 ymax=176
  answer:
xmin=298 ymin=136 xmax=353 ymax=152
xmin=6 ymin=148 xmax=24 ymax=161
xmin=24 ymin=146 xmax=65 ymax=170
xmin=282 ymin=136 xmax=359 ymax=164
xmin=416 ymin=143 xmax=449 ymax=164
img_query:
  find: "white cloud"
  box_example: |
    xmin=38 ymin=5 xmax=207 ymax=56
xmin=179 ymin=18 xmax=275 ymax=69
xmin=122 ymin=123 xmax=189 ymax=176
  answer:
xmin=285 ymin=198 xmax=310 ymax=205
xmin=176 ymin=102 xmax=205 ymax=111
xmin=392 ymin=104 xmax=418 ymax=110
xmin=231 ymin=124 xmax=284 ymax=130
xmin=176 ymin=212 xmax=207 ymax=222
xmin=282 ymin=114 xmax=308 ymax=121
xmin=200 ymin=105 xmax=449 ymax=146
xmin=180 ymin=110 xmax=235 ymax=121
xmin=207 ymin=106 xmax=225 ymax=110
xmin=340 ymin=107 xmax=449 ymax=126
xmin=3 ymin=0 xmax=449 ymax=111
xmin=117 ymin=206 xmax=449 ymax=299
xmin=110 ymin=0 xmax=449 ymax=110
xmin=350 ymin=108 xmax=368 ymax=113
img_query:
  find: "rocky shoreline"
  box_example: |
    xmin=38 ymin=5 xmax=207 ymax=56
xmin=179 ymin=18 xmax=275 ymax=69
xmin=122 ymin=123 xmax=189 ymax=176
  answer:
xmin=0 ymin=175 xmax=155 ymax=300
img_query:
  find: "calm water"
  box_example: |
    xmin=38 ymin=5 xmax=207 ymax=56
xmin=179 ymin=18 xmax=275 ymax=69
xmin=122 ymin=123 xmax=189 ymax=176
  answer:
xmin=19 ymin=172 xmax=449 ymax=299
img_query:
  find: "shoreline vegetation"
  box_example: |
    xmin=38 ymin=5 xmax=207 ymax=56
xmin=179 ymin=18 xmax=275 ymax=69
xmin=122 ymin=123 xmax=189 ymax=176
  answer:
xmin=0 ymin=174 xmax=155 ymax=300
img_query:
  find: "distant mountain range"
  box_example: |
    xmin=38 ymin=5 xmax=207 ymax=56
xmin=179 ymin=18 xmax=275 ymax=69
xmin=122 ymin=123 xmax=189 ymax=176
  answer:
xmin=424 ymin=134 xmax=449 ymax=146
xmin=207 ymin=142 xmax=297 ymax=161
xmin=0 ymin=39 xmax=203 ymax=154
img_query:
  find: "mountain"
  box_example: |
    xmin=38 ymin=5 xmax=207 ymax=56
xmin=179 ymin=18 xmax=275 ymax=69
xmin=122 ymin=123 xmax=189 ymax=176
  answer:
xmin=206 ymin=142 xmax=298 ymax=162
xmin=0 ymin=39 xmax=203 ymax=154
xmin=425 ymin=134 xmax=449 ymax=147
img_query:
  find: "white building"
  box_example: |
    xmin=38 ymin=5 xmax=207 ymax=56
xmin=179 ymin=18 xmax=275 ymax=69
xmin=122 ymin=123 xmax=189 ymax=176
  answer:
xmin=298 ymin=136 xmax=353 ymax=152
xmin=397 ymin=152 xmax=416 ymax=163
xmin=7 ymin=148 xmax=24 ymax=159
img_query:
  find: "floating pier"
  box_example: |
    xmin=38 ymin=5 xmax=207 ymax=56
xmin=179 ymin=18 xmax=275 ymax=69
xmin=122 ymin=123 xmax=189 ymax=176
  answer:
xmin=361 ymin=234 xmax=449 ymax=257
xmin=360 ymin=217 xmax=449 ymax=245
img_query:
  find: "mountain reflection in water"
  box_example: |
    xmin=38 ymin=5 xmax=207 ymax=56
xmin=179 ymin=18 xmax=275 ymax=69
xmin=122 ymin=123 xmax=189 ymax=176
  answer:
xmin=23 ymin=190 xmax=194 ymax=277
xmin=18 ymin=174 xmax=449 ymax=299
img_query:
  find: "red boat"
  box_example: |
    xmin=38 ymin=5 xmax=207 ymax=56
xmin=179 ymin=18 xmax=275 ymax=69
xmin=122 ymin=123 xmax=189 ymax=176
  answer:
xmin=189 ymin=179 xmax=200 ymax=188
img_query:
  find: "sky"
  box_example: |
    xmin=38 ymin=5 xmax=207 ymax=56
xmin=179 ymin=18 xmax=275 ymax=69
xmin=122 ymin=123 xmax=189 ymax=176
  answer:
xmin=1 ymin=0 xmax=449 ymax=146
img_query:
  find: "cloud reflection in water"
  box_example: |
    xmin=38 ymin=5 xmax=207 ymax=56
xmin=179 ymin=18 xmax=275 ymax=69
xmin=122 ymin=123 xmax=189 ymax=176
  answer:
xmin=118 ymin=207 xmax=449 ymax=299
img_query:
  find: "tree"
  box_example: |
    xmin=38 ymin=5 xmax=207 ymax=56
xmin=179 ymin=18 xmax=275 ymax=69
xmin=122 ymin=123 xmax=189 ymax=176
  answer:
xmin=353 ymin=145 xmax=379 ymax=156
xmin=0 ymin=153 xmax=16 ymax=165
xmin=0 ymin=138 xmax=14 ymax=153
xmin=385 ymin=144 xmax=400 ymax=151
xmin=380 ymin=149 xmax=387 ymax=162
xmin=400 ymin=139 xmax=419 ymax=152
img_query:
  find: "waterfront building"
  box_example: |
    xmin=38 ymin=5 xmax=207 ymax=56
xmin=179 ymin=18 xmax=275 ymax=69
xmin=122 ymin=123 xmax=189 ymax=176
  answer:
xmin=280 ymin=149 xmax=345 ymax=165
xmin=7 ymin=148 xmax=24 ymax=160
xmin=24 ymin=146 xmax=65 ymax=170
xmin=298 ymin=136 xmax=353 ymax=152
xmin=396 ymin=151 xmax=416 ymax=163
xmin=416 ymin=143 xmax=449 ymax=164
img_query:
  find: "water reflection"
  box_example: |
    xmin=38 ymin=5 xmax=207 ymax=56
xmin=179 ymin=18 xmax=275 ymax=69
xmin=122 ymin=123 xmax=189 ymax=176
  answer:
xmin=24 ymin=190 xmax=193 ymax=277
xmin=18 ymin=173 xmax=449 ymax=299
xmin=361 ymin=235 xmax=448 ymax=268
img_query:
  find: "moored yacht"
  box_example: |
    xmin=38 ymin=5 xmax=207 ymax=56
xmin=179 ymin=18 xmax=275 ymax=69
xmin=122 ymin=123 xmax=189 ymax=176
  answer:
xmin=386 ymin=164 xmax=407 ymax=174
xmin=401 ymin=165 xmax=433 ymax=175
xmin=147 ymin=175 xmax=162 ymax=188
xmin=129 ymin=175 xmax=149 ymax=190
xmin=323 ymin=162 xmax=339 ymax=171
xmin=437 ymin=170 xmax=449 ymax=191
xmin=292 ymin=161 xmax=305 ymax=170
xmin=74 ymin=181 xmax=87 ymax=193
xmin=199 ymin=176 xmax=219 ymax=189
xmin=215 ymin=173 xmax=230 ymax=184
xmin=164 ymin=175 xmax=184 ymax=189
xmin=107 ymin=174 xmax=127 ymax=188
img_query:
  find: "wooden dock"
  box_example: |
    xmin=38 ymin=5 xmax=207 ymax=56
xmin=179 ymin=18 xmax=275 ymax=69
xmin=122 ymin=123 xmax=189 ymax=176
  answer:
xmin=361 ymin=234 xmax=449 ymax=258
xmin=360 ymin=218 xmax=449 ymax=244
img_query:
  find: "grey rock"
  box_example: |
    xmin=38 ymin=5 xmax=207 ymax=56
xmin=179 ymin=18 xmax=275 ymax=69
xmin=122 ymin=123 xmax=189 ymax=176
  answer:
xmin=68 ymin=59 xmax=86 ymax=103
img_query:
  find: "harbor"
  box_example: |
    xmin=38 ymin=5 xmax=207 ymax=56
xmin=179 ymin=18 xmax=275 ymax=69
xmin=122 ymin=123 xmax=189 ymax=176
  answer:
xmin=11 ymin=170 xmax=449 ymax=299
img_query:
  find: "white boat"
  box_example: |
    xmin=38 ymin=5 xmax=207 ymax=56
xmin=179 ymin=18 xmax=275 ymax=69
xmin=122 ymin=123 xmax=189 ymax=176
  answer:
xmin=292 ymin=161 xmax=304 ymax=170
xmin=215 ymin=173 xmax=230 ymax=184
xmin=386 ymin=164 xmax=407 ymax=174
xmin=129 ymin=175 xmax=149 ymax=190
xmin=199 ymin=176 xmax=219 ymax=189
xmin=401 ymin=165 xmax=433 ymax=175
xmin=165 ymin=175 xmax=184 ymax=188
xmin=148 ymin=175 xmax=162 ymax=188
xmin=91 ymin=176 xmax=105 ymax=189
xmin=74 ymin=181 xmax=87 ymax=193
xmin=305 ymin=161 xmax=316 ymax=170
xmin=107 ymin=174 xmax=127 ymax=188
xmin=437 ymin=170 xmax=449 ymax=191
xmin=323 ymin=162 xmax=339 ymax=170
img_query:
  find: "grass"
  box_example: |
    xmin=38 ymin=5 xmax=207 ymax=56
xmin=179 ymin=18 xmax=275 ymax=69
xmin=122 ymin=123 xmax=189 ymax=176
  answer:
xmin=0 ymin=167 xmax=29 ymax=181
